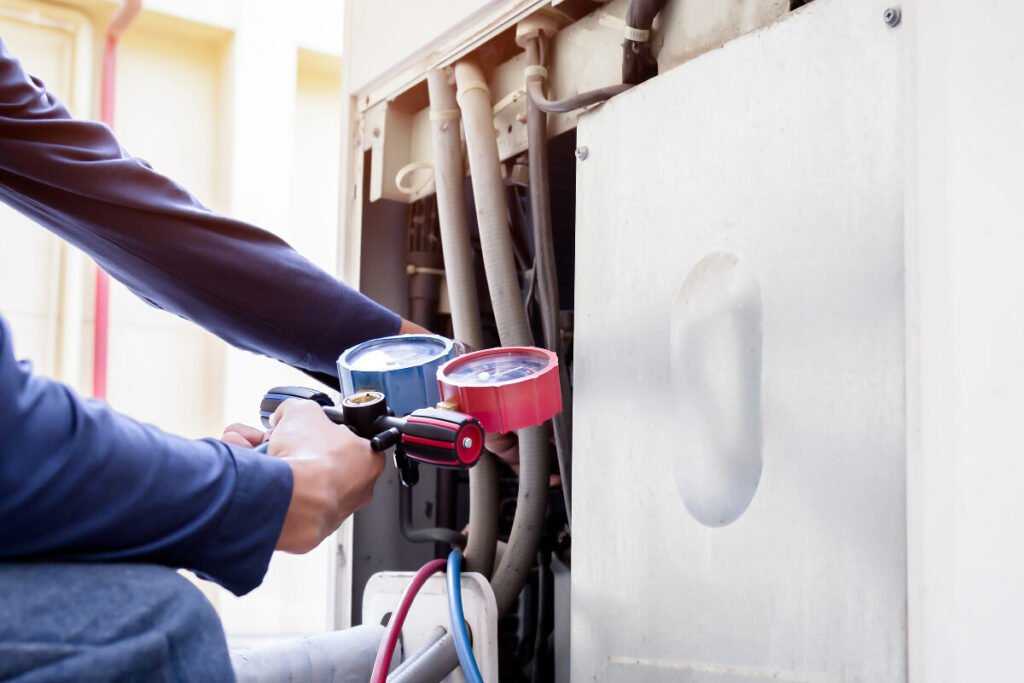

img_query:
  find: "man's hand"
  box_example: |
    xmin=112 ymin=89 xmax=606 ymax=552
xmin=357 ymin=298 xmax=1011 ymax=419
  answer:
xmin=221 ymin=423 xmax=265 ymax=448
xmin=485 ymin=431 xmax=562 ymax=487
xmin=223 ymin=400 xmax=385 ymax=554
xmin=398 ymin=318 xmax=430 ymax=335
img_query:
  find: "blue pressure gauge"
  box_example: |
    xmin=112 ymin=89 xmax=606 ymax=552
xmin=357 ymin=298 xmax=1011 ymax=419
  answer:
xmin=337 ymin=334 xmax=458 ymax=417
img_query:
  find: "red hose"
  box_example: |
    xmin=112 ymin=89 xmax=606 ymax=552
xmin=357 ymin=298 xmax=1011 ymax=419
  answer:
xmin=370 ymin=559 xmax=447 ymax=682
xmin=92 ymin=1 xmax=142 ymax=399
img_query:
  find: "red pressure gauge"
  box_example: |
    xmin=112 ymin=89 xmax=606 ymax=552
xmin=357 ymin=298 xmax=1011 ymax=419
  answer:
xmin=436 ymin=347 xmax=561 ymax=434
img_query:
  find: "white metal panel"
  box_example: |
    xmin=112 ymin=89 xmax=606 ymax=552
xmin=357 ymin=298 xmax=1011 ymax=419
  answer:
xmin=572 ymin=0 xmax=905 ymax=680
xmin=347 ymin=0 xmax=505 ymax=94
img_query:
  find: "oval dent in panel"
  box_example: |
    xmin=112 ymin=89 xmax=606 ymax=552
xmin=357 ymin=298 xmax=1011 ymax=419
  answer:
xmin=671 ymin=251 xmax=763 ymax=527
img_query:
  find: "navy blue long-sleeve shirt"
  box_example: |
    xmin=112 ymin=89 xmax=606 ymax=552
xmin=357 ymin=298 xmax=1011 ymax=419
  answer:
xmin=0 ymin=38 xmax=400 ymax=595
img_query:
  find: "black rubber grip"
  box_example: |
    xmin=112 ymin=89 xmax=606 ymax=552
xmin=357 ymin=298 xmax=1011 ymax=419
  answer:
xmin=259 ymin=386 xmax=334 ymax=428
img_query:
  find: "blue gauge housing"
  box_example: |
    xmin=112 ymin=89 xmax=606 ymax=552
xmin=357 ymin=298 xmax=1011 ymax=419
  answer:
xmin=337 ymin=334 xmax=457 ymax=417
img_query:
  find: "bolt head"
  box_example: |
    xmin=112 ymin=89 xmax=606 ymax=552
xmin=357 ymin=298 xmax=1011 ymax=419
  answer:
xmin=575 ymin=146 xmax=589 ymax=161
xmin=462 ymin=437 xmax=474 ymax=450
xmin=883 ymin=7 xmax=901 ymax=27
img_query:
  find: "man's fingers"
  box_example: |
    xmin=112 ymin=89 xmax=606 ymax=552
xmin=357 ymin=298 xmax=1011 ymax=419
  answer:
xmin=485 ymin=431 xmax=520 ymax=467
xmin=221 ymin=422 xmax=266 ymax=447
xmin=269 ymin=397 xmax=322 ymax=429
xmin=222 ymin=430 xmax=255 ymax=447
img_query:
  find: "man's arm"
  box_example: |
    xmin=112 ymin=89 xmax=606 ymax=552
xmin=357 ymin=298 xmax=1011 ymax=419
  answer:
xmin=0 ymin=38 xmax=400 ymax=387
xmin=0 ymin=317 xmax=291 ymax=596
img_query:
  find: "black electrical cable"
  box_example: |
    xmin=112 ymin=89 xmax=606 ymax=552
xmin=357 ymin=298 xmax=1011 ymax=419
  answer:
xmin=526 ymin=36 xmax=574 ymax=524
xmin=622 ymin=0 xmax=669 ymax=85
xmin=530 ymin=550 xmax=552 ymax=683
xmin=399 ymin=483 xmax=466 ymax=549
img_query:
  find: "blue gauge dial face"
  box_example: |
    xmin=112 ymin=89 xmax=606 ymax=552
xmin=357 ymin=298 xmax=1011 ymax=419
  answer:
xmin=447 ymin=351 xmax=548 ymax=386
xmin=345 ymin=337 xmax=449 ymax=372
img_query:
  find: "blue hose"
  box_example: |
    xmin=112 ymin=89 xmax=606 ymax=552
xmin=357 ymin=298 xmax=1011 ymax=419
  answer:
xmin=446 ymin=550 xmax=484 ymax=683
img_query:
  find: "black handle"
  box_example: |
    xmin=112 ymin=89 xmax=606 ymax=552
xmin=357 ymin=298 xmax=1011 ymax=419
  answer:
xmin=260 ymin=386 xmax=337 ymax=429
xmin=258 ymin=388 xmax=485 ymax=470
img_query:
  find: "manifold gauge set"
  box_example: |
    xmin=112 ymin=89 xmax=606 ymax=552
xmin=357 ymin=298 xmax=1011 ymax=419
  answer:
xmin=257 ymin=334 xmax=561 ymax=486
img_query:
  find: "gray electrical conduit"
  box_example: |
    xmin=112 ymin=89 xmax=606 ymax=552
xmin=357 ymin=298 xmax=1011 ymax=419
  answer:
xmin=387 ymin=632 xmax=461 ymax=683
xmin=387 ymin=625 xmax=448 ymax=680
xmin=401 ymin=57 xmax=551 ymax=683
xmin=426 ymin=69 xmax=498 ymax=578
xmin=525 ymin=38 xmax=574 ymax=525
xmin=525 ymin=78 xmax=631 ymax=114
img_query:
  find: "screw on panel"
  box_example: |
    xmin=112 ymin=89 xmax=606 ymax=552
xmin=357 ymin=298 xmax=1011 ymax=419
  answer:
xmin=575 ymin=146 xmax=589 ymax=161
xmin=883 ymin=7 xmax=901 ymax=27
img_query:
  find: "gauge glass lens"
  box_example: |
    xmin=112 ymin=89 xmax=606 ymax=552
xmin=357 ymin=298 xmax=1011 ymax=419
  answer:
xmin=447 ymin=351 xmax=548 ymax=385
xmin=346 ymin=338 xmax=447 ymax=371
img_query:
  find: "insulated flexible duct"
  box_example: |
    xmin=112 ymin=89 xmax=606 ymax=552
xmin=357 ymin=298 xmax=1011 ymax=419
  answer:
xmin=231 ymin=624 xmax=384 ymax=682
xmin=525 ymin=38 xmax=574 ymax=524
xmin=426 ymin=69 xmax=498 ymax=578
xmin=454 ymin=58 xmax=549 ymax=616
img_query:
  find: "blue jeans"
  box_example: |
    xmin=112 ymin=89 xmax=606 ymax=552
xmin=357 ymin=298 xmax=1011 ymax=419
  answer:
xmin=0 ymin=563 xmax=235 ymax=682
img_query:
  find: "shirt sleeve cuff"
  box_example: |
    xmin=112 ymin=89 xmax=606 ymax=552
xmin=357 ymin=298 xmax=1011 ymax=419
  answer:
xmin=190 ymin=442 xmax=293 ymax=596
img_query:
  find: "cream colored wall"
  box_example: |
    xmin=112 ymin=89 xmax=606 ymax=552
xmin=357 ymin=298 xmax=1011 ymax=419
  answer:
xmin=0 ymin=0 xmax=346 ymax=642
xmin=0 ymin=3 xmax=92 ymax=389
xmin=217 ymin=49 xmax=344 ymax=641
xmin=110 ymin=24 xmax=229 ymax=440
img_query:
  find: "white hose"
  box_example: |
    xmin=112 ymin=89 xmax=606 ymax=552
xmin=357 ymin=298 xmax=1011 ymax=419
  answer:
xmin=426 ymin=70 xmax=485 ymax=350
xmin=454 ymin=59 xmax=533 ymax=347
xmin=427 ymin=68 xmax=497 ymax=577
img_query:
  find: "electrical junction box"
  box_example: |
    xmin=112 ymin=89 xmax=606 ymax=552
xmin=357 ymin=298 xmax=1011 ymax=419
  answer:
xmin=362 ymin=571 xmax=499 ymax=682
xmin=573 ymin=0 xmax=905 ymax=680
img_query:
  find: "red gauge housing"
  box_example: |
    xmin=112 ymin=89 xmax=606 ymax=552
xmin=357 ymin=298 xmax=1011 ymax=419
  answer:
xmin=436 ymin=347 xmax=561 ymax=434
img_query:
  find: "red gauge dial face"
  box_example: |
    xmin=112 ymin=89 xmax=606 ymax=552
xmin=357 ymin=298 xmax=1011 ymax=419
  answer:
xmin=444 ymin=351 xmax=550 ymax=385
xmin=437 ymin=347 xmax=561 ymax=433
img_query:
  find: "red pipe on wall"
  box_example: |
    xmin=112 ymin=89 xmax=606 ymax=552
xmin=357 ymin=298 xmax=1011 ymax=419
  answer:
xmin=92 ymin=1 xmax=141 ymax=399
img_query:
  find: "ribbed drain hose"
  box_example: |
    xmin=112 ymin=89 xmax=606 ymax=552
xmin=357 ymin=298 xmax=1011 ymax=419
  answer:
xmin=426 ymin=69 xmax=498 ymax=578
xmin=401 ymin=58 xmax=551 ymax=683
xmin=454 ymin=57 xmax=549 ymax=616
